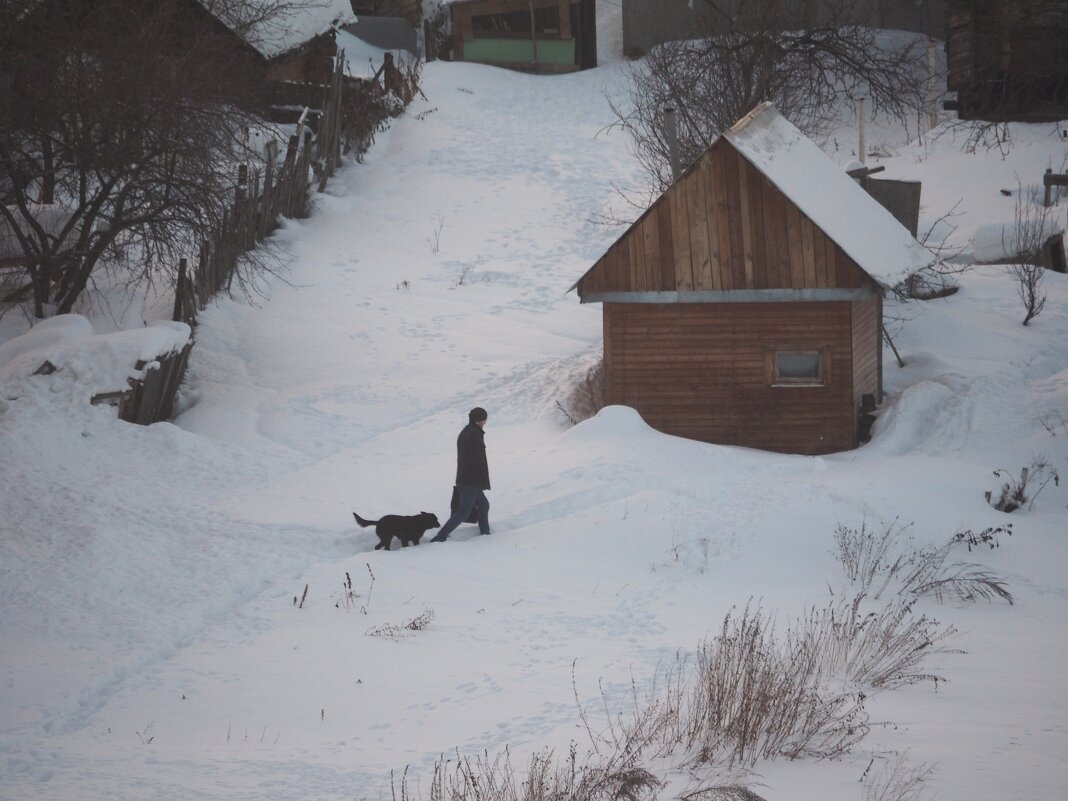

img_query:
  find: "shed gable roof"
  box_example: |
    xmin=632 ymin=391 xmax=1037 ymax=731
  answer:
xmin=576 ymin=102 xmax=933 ymax=296
xmin=725 ymin=102 xmax=933 ymax=287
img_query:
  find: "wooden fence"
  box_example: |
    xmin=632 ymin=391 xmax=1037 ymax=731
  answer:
xmin=89 ymin=342 xmax=194 ymax=425
xmin=171 ymin=52 xmax=357 ymax=328
xmin=172 ymin=132 xmax=315 ymax=324
xmin=115 ymin=53 xmax=358 ymax=425
xmin=130 ymin=49 xmax=414 ymax=426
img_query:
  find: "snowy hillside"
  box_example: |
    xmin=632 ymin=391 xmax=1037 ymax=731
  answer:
xmin=1 ymin=11 xmax=1067 ymax=801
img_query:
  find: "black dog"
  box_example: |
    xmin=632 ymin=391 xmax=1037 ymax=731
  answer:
xmin=353 ymin=511 xmax=441 ymax=550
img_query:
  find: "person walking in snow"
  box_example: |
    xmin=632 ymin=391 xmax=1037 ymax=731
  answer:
xmin=430 ymin=407 xmax=491 ymax=542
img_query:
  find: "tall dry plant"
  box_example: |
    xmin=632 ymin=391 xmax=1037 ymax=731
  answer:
xmin=558 ymin=358 xmax=606 ymax=426
xmin=861 ymin=752 xmax=935 ymax=801
xmin=393 ymin=744 xmax=661 ymax=801
xmin=1003 ymin=188 xmax=1057 ymax=326
xmin=643 ymin=605 xmax=869 ymax=770
xmin=797 ymin=597 xmax=958 ymax=690
xmin=833 ymin=521 xmax=1014 ymax=605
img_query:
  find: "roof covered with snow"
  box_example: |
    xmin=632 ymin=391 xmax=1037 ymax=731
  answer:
xmin=725 ymin=102 xmax=934 ymax=287
xmin=201 ymin=0 xmax=357 ymax=59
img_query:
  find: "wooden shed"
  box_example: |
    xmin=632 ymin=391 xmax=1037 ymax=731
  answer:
xmin=572 ymin=102 xmax=933 ymax=455
xmin=446 ymin=0 xmax=597 ymax=73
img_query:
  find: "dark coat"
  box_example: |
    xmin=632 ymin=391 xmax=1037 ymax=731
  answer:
xmin=455 ymin=422 xmax=490 ymax=490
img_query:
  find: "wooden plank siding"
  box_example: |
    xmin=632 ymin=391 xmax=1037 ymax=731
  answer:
xmin=576 ymin=135 xmax=894 ymax=455
xmin=576 ymin=139 xmax=872 ymax=297
xmin=851 ymin=296 xmax=882 ymax=411
xmin=602 ymin=301 xmax=858 ymax=454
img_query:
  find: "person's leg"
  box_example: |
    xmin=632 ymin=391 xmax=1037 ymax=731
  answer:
xmin=475 ymin=490 xmax=490 ymax=535
xmin=431 ymin=486 xmax=479 ymax=542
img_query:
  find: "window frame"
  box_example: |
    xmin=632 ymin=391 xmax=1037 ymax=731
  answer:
xmin=767 ymin=347 xmax=829 ymax=387
xmin=471 ymin=7 xmax=562 ymax=39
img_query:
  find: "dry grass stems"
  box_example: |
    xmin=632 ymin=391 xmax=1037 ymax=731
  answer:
xmin=861 ymin=752 xmax=935 ymax=801
xmin=396 ymin=522 xmax=978 ymax=800
xmin=679 ymin=606 xmax=868 ymax=767
xmin=833 ymin=521 xmax=1014 ymax=605
xmin=986 ymin=458 xmax=1060 ymax=513
xmin=366 ymin=609 xmax=435 ymax=640
xmin=392 ymin=744 xmax=661 ymax=801
xmin=558 ymin=358 xmax=606 ymax=426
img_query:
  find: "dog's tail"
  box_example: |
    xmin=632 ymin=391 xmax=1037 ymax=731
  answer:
xmin=353 ymin=512 xmax=378 ymax=528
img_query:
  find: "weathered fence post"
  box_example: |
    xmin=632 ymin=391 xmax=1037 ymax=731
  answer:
xmin=236 ymin=163 xmax=248 ymax=207
xmin=173 ymin=257 xmax=188 ymax=322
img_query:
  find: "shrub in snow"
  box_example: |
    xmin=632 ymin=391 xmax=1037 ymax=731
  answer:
xmin=393 ymin=743 xmax=662 ymax=801
xmin=365 ymin=608 xmax=435 ymax=640
xmin=833 ymin=520 xmax=1014 ymax=605
xmin=558 ymin=358 xmax=606 ymax=426
xmin=986 ymin=458 xmax=1060 ymax=513
xmin=1003 ymin=189 xmax=1057 ymax=326
xmin=860 ymin=751 xmax=935 ymax=801
xmin=675 ymin=604 xmax=872 ymax=767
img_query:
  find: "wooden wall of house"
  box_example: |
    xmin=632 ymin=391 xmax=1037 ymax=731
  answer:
xmin=266 ymin=37 xmax=336 ymax=84
xmin=451 ymin=0 xmax=576 ymax=38
xmin=602 ymin=301 xmax=860 ymax=454
xmin=850 ymin=296 xmax=881 ymax=411
xmin=450 ymin=0 xmax=587 ymax=69
xmin=578 ymin=141 xmax=873 ymax=296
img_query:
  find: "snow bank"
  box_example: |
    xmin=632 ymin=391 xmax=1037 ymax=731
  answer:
xmin=972 ymin=220 xmax=1065 ymax=263
xmin=0 ymin=315 xmax=191 ymax=397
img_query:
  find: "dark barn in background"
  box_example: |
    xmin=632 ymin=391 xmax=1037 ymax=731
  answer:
xmin=446 ymin=0 xmax=597 ymax=72
xmin=945 ymin=0 xmax=1068 ymax=121
xmin=572 ymin=103 xmax=934 ymax=455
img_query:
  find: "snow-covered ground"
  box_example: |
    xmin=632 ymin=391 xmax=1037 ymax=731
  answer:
xmin=2 ymin=8 xmax=1067 ymax=801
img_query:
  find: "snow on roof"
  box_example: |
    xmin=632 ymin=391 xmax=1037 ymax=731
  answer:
xmin=203 ymin=0 xmax=357 ymax=60
xmin=725 ymin=102 xmax=934 ymax=287
xmin=335 ymin=28 xmax=392 ymax=79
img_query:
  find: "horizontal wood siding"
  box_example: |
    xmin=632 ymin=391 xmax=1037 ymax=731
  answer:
xmin=851 ymin=296 xmax=881 ymax=415
xmin=603 ymin=301 xmax=857 ymax=454
xmin=577 ymin=140 xmax=872 ymax=297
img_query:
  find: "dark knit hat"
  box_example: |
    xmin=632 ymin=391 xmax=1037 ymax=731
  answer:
xmin=469 ymin=406 xmax=488 ymax=423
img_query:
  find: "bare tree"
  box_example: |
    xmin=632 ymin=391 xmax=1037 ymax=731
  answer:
xmin=1004 ymin=187 xmax=1055 ymax=326
xmin=607 ymin=0 xmax=929 ymax=193
xmin=0 ymin=0 xmax=302 ymax=318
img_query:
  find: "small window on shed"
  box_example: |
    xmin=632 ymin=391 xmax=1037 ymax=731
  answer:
xmin=772 ymin=349 xmax=825 ymax=386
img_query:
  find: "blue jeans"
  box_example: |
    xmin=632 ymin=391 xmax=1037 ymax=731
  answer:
xmin=436 ymin=486 xmax=490 ymax=539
